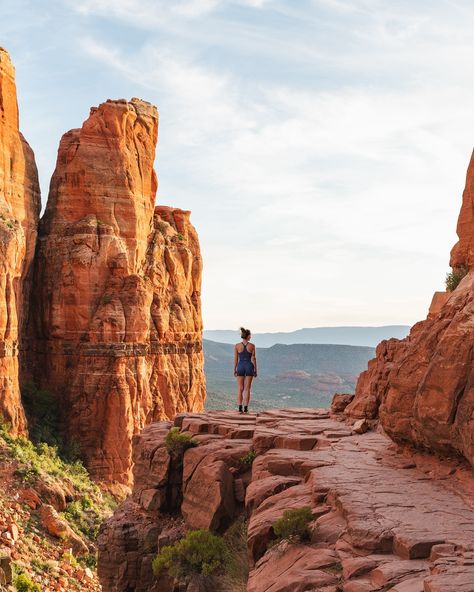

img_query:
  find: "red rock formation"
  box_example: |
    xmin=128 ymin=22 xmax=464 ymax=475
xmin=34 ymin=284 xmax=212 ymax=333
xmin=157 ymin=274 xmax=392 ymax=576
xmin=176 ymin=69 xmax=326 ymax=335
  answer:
xmin=98 ymin=409 xmax=474 ymax=592
xmin=450 ymin=150 xmax=474 ymax=269
xmin=346 ymin=151 xmax=474 ymax=467
xmin=29 ymin=98 xmax=205 ymax=486
xmin=0 ymin=48 xmax=40 ymax=434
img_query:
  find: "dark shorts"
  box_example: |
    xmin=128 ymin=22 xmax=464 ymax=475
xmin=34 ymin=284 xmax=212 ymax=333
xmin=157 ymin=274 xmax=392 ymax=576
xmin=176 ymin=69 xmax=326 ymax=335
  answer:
xmin=236 ymin=361 xmax=255 ymax=377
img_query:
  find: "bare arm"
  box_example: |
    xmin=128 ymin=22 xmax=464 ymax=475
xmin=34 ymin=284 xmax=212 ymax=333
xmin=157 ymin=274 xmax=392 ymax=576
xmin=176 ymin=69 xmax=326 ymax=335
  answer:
xmin=252 ymin=345 xmax=257 ymax=377
xmin=234 ymin=345 xmax=238 ymax=376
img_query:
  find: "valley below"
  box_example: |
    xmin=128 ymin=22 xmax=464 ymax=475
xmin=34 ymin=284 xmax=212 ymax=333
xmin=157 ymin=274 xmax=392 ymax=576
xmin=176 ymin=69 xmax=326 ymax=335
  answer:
xmin=204 ymin=340 xmax=375 ymax=410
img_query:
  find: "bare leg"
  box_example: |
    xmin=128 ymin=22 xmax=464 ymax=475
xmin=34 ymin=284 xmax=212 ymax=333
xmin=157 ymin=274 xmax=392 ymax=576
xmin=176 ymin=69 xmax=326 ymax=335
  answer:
xmin=237 ymin=376 xmax=244 ymax=406
xmin=243 ymin=376 xmax=254 ymax=407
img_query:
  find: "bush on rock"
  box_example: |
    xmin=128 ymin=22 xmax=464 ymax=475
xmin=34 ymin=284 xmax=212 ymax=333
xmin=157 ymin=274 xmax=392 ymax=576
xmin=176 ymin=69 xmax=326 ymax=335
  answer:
xmin=272 ymin=506 xmax=313 ymax=542
xmin=164 ymin=427 xmax=197 ymax=456
xmin=152 ymin=529 xmax=227 ymax=578
xmin=446 ymin=265 xmax=468 ymax=291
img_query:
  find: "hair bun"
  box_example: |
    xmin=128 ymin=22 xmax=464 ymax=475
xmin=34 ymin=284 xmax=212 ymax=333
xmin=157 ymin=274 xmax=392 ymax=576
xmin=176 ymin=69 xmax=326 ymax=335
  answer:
xmin=240 ymin=327 xmax=251 ymax=339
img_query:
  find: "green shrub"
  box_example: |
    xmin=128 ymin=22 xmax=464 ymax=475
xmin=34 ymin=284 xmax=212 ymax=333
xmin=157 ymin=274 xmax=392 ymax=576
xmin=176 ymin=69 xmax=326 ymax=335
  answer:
xmin=0 ymin=420 xmax=116 ymax=546
xmin=446 ymin=265 xmax=468 ymax=291
xmin=14 ymin=573 xmax=43 ymax=592
xmin=239 ymin=450 xmax=257 ymax=467
xmin=177 ymin=232 xmax=185 ymax=241
xmin=165 ymin=427 xmax=197 ymax=456
xmin=152 ymin=530 xmax=227 ymax=578
xmin=272 ymin=506 xmax=313 ymax=542
xmin=61 ymin=493 xmax=108 ymax=540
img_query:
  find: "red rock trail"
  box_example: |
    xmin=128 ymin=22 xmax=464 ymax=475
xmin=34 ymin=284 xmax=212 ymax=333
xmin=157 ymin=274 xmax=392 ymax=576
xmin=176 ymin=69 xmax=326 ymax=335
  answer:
xmin=98 ymin=408 xmax=474 ymax=592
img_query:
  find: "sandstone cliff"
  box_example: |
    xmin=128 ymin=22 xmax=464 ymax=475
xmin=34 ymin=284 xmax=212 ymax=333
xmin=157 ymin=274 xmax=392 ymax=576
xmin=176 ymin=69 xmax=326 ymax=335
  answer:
xmin=0 ymin=48 xmax=40 ymax=434
xmin=28 ymin=98 xmax=205 ymax=486
xmin=346 ymin=151 xmax=474 ymax=468
xmin=98 ymin=408 xmax=474 ymax=592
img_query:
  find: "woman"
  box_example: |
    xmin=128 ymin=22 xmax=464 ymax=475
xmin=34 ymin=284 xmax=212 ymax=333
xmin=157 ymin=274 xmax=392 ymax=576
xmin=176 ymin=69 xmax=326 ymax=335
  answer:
xmin=234 ymin=327 xmax=257 ymax=413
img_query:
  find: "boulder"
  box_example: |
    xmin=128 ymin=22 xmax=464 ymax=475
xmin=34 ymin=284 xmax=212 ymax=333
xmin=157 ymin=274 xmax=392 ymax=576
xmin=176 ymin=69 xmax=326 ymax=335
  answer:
xmin=331 ymin=393 xmax=355 ymax=413
xmin=40 ymin=504 xmax=88 ymax=556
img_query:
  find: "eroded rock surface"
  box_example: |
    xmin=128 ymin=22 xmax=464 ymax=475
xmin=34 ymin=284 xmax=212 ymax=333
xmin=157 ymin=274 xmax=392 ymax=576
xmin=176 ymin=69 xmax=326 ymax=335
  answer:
xmin=347 ymin=151 xmax=474 ymax=468
xmin=0 ymin=48 xmax=40 ymax=434
xmin=27 ymin=99 xmax=205 ymax=486
xmin=98 ymin=407 xmax=474 ymax=592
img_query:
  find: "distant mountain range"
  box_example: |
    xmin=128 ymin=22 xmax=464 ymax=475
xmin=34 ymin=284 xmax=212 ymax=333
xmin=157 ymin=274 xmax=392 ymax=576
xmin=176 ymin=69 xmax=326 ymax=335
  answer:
xmin=204 ymin=325 xmax=410 ymax=348
xmin=204 ymin=339 xmax=376 ymax=411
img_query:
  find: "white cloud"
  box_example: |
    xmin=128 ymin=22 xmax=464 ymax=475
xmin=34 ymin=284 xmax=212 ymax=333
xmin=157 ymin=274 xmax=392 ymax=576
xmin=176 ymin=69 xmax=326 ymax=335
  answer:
xmin=71 ymin=0 xmax=272 ymax=21
xmin=79 ymin=30 xmax=472 ymax=330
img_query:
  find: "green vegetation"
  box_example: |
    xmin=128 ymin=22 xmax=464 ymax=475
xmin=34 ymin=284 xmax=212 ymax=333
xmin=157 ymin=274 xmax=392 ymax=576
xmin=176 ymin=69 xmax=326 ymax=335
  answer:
xmin=177 ymin=232 xmax=185 ymax=241
xmin=152 ymin=530 xmax=227 ymax=578
xmin=165 ymin=427 xmax=198 ymax=456
xmin=0 ymin=419 xmax=115 ymax=561
xmin=14 ymin=572 xmax=43 ymax=592
xmin=0 ymin=422 xmax=87 ymax=491
xmin=239 ymin=450 xmax=257 ymax=467
xmin=221 ymin=519 xmax=249 ymax=591
xmin=61 ymin=494 xmax=106 ymax=540
xmin=446 ymin=265 xmax=468 ymax=291
xmin=272 ymin=506 xmax=313 ymax=543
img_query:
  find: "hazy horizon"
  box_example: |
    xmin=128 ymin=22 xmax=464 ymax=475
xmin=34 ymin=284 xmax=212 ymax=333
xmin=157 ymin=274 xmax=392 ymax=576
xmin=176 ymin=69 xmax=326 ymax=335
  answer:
xmin=3 ymin=1 xmax=473 ymax=331
xmin=204 ymin=323 xmax=410 ymax=347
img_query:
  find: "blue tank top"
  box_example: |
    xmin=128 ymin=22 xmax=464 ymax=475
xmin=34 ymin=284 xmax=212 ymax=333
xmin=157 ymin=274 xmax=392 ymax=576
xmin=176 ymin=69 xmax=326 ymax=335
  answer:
xmin=238 ymin=343 xmax=252 ymax=362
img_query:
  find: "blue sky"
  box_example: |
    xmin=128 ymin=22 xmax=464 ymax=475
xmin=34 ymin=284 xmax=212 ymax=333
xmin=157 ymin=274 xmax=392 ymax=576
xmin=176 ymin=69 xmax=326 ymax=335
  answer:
xmin=2 ymin=0 xmax=474 ymax=331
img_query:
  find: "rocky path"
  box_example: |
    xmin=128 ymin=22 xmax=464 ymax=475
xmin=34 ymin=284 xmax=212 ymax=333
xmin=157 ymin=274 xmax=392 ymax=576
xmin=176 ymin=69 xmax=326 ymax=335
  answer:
xmin=98 ymin=405 xmax=474 ymax=592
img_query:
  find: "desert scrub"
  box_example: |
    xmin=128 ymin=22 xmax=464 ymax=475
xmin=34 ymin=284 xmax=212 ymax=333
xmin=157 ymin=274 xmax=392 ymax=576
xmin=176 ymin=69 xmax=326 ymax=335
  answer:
xmin=220 ymin=518 xmax=249 ymax=590
xmin=272 ymin=506 xmax=313 ymax=543
xmin=0 ymin=421 xmax=116 ymax=542
xmin=446 ymin=265 xmax=468 ymax=291
xmin=165 ymin=427 xmax=198 ymax=456
xmin=239 ymin=450 xmax=257 ymax=467
xmin=152 ymin=530 xmax=228 ymax=578
xmin=14 ymin=572 xmax=43 ymax=592
xmin=61 ymin=494 xmax=106 ymax=540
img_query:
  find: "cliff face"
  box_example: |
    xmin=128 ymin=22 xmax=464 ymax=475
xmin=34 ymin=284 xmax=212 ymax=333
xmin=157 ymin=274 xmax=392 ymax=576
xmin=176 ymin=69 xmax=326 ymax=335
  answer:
xmin=29 ymin=98 xmax=205 ymax=486
xmin=347 ymin=151 xmax=474 ymax=467
xmin=0 ymin=48 xmax=40 ymax=434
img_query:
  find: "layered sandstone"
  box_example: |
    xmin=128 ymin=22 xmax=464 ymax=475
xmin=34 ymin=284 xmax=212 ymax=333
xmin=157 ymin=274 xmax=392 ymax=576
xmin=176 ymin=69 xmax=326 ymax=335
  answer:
xmin=346 ymin=151 xmax=474 ymax=468
xmin=0 ymin=48 xmax=40 ymax=434
xmin=98 ymin=408 xmax=474 ymax=592
xmin=28 ymin=99 xmax=205 ymax=486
